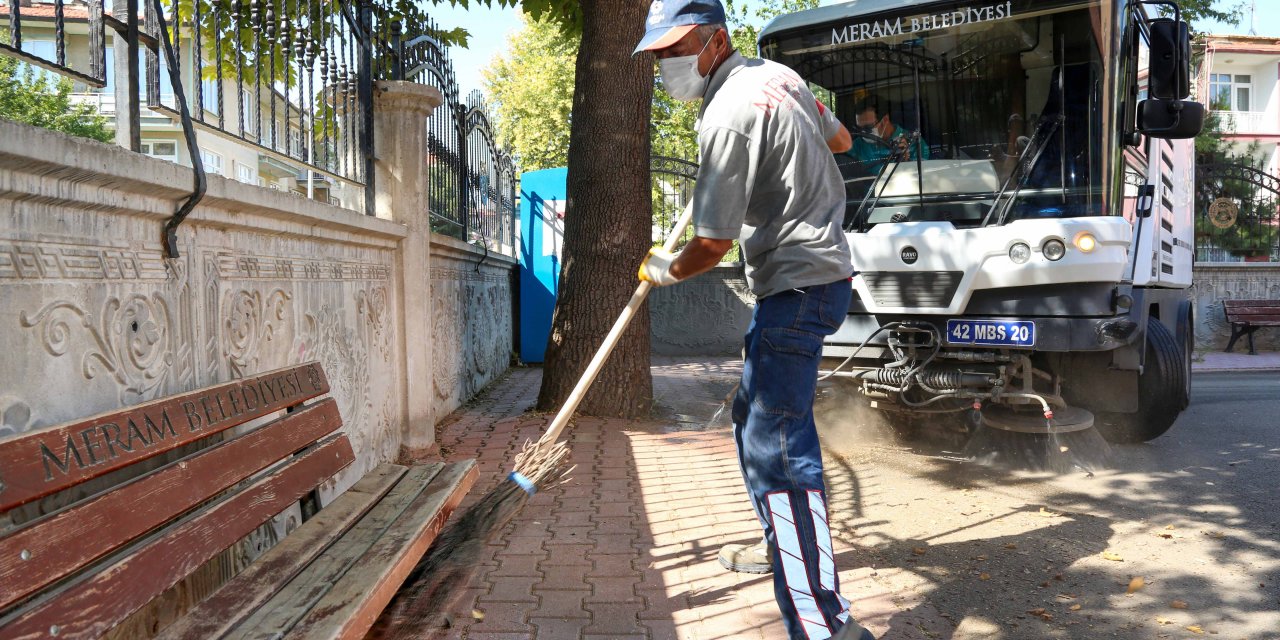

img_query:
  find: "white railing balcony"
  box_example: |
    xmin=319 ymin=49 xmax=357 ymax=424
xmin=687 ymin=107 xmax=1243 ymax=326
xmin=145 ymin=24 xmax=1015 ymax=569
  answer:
xmin=69 ymin=92 xmax=116 ymax=114
xmin=1214 ymin=110 xmax=1276 ymax=135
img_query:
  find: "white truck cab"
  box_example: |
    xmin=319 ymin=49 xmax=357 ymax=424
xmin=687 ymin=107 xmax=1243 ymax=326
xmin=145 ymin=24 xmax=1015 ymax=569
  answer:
xmin=760 ymin=0 xmax=1204 ymax=443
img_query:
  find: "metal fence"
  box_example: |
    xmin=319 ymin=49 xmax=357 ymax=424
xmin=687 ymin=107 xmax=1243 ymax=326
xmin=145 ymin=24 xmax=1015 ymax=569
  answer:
xmin=650 ymin=154 xmax=741 ymax=263
xmin=1195 ymin=162 xmax=1280 ymax=263
xmin=1 ymin=0 xmax=518 ymax=256
xmin=386 ymin=21 xmax=517 ymax=253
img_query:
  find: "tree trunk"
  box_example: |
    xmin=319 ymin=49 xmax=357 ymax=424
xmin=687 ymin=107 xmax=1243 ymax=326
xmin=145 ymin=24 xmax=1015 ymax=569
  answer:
xmin=535 ymin=0 xmax=654 ymax=418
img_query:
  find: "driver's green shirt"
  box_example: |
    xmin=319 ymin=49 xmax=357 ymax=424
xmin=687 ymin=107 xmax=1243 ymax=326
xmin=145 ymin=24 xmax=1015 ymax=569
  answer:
xmin=847 ymin=126 xmax=929 ymax=172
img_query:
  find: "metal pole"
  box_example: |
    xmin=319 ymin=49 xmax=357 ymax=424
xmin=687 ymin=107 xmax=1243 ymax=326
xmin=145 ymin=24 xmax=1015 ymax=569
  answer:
xmin=359 ymin=1 xmax=374 ymax=216
xmin=112 ymin=0 xmax=141 ymax=151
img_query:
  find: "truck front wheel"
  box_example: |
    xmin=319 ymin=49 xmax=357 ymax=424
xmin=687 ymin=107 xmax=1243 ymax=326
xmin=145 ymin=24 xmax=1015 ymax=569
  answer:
xmin=1092 ymin=317 xmax=1186 ymax=444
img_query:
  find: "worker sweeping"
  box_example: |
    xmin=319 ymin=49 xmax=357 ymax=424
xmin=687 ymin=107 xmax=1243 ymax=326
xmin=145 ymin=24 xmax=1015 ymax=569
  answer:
xmin=634 ymin=1 xmax=873 ymax=639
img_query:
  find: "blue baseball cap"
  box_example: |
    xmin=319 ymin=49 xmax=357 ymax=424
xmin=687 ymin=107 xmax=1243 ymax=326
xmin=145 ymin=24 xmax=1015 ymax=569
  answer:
xmin=633 ymin=0 xmax=727 ymax=55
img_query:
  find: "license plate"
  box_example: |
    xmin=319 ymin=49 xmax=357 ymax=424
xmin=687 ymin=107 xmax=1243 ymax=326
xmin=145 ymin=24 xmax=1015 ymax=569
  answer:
xmin=946 ymin=320 xmax=1036 ymax=347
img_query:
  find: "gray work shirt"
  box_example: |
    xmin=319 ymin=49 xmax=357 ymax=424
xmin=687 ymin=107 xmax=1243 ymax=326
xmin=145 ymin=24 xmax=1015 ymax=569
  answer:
xmin=692 ymin=51 xmax=853 ymax=299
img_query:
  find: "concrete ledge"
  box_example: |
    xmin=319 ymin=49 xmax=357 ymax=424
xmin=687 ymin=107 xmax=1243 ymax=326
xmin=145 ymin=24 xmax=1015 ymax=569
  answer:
xmin=1195 ymin=262 xmax=1280 ymax=269
xmin=0 ymin=117 xmax=408 ymax=246
xmin=430 ymin=231 xmax=518 ymax=267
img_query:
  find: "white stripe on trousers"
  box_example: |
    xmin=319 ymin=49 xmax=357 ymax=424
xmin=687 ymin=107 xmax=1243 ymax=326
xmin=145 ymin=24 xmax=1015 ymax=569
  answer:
xmin=768 ymin=492 xmax=831 ymax=640
xmin=807 ymin=490 xmax=851 ymax=622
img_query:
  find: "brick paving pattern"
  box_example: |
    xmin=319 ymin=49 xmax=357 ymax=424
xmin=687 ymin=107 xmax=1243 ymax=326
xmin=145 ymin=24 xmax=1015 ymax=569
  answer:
xmin=423 ymin=357 xmax=887 ymax=640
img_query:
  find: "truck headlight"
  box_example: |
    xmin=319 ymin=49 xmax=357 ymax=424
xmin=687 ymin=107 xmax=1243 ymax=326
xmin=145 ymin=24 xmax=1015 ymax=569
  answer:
xmin=1074 ymin=232 xmax=1097 ymax=253
xmin=1043 ymin=239 xmax=1067 ymax=261
xmin=1009 ymin=242 xmax=1031 ymax=264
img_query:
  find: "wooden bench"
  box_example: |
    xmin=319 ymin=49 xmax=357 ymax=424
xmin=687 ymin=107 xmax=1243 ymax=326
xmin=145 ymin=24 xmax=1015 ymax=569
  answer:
xmin=0 ymin=362 xmax=476 ymax=639
xmin=1223 ymin=299 xmax=1280 ymax=355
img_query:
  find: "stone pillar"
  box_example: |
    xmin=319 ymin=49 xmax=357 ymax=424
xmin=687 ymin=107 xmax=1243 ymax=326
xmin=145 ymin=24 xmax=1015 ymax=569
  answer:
xmin=374 ymin=81 xmax=444 ymax=458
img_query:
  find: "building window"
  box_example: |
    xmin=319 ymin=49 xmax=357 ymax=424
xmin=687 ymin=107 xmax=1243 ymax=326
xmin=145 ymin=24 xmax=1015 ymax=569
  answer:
xmin=200 ymin=74 xmax=220 ymax=116
xmin=1210 ymin=73 xmax=1252 ymax=111
xmin=234 ymin=161 xmax=258 ymax=185
xmin=18 ymin=39 xmax=58 ymax=82
xmin=241 ymin=89 xmax=258 ymax=137
xmin=199 ymin=148 xmax=224 ymax=176
xmin=289 ymin=127 xmax=304 ymax=158
xmin=140 ymin=140 xmax=179 ymax=163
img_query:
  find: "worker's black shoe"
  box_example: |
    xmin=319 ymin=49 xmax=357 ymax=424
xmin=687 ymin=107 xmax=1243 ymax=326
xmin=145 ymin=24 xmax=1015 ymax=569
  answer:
xmin=717 ymin=539 xmax=773 ymax=574
xmin=830 ymin=621 xmax=876 ymax=640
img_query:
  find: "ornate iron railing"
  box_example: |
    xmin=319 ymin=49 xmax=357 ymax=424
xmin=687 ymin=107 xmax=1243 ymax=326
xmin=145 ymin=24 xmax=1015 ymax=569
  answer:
xmin=387 ymin=20 xmax=518 ymax=254
xmin=650 ymin=154 xmax=742 ymax=263
xmin=2 ymin=0 xmax=520 ymax=257
xmin=1195 ymin=162 xmax=1280 ymax=263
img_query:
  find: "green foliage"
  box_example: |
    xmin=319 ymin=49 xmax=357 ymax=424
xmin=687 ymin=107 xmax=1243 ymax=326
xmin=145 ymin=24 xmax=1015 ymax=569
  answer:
xmin=482 ymin=12 xmax=576 ymax=171
xmin=0 ymin=56 xmax=114 ymax=142
xmin=177 ymin=0 xmax=471 ymax=85
xmin=1171 ymin=0 xmax=1244 ymax=30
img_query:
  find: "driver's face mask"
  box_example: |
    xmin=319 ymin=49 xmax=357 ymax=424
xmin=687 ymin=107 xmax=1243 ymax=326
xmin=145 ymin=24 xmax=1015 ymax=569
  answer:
xmin=855 ymin=116 xmax=883 ymax=137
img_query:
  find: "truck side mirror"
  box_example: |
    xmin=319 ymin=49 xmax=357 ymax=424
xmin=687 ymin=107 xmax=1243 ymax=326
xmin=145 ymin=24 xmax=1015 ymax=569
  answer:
xmin=1147 ymin=18 xmax=1191 ymax=99
xmin=1137 ymin=99 xmax=1204 ymax=139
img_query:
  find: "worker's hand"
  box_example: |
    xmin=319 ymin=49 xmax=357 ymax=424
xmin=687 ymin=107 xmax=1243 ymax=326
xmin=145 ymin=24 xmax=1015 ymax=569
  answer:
xmin=638 ymin=248 xmax=681 ymax=287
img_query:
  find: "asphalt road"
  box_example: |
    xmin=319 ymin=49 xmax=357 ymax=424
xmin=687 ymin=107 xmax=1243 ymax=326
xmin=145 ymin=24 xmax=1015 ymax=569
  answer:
xmin=811 ymin=371 xmax=1280 ymax=639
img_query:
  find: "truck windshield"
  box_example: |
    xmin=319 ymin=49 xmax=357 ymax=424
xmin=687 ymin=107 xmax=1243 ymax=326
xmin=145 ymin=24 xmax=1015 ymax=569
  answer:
xmin=764 ymin=2 xmax=1107 ymax=229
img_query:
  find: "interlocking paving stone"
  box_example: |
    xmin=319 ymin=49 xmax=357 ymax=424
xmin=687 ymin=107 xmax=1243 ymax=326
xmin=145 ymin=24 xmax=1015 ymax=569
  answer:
xmin=380 ymin=359 xmax=897 ymax=639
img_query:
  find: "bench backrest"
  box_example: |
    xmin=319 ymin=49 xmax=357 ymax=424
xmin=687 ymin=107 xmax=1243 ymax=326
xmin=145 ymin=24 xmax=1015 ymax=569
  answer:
xmin=1223 ymin=299 xmax=1280 ymax=323
xmin=0 ymin=362 xmax=353 ymax=638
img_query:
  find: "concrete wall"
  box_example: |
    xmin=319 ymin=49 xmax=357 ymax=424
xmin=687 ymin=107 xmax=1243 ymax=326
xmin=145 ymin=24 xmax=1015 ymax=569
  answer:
xmin=0 ymin=118 xmax=405 ymax=503
xmin=0 ymin=99 xmax=514 ymax=495
xmin=1191 ymin=263 xmax=1280 ymax=352
xmin=650 ymin=264 xmax=754 ymax=356
xmin=431 ymin=234 xmax=516 ymax=418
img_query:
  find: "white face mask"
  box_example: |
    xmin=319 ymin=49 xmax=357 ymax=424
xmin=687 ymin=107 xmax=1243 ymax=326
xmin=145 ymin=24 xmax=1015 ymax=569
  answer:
xmin=659 ymin=36 xmax=719 ymax=101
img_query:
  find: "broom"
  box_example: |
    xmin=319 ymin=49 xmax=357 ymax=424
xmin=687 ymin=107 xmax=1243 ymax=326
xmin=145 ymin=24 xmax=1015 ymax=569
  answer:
xmin=368 ymin=202 xmax=698 ymax=636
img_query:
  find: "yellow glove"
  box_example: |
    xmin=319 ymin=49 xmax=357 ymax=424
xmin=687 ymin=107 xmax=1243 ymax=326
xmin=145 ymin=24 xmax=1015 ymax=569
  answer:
xmin=638 ymin=248 xmax=681 ymax=287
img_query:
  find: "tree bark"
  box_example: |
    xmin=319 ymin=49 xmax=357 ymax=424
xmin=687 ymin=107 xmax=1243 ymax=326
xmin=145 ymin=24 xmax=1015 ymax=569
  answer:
xmin=535 ymin=0 xmax=654 ymax=418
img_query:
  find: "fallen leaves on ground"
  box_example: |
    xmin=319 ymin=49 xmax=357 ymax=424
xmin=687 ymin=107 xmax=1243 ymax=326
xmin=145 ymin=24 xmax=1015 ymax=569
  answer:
xmin=1171 ymin=599 xmax=1189 ymax=609
xmin=1038 ymin=507 xmax=1059 ymax=518
xmin=1026 ymin=608 xmax=1054 ymax=622
xmin=471 ymin=609 xmax=485 ymax=621
xmin=1127 ymin=576 xmax=1146 ymax=594
xmin=1204 ymin=530 xmax=1226 ymax=539
xmin=1185 ymin=625 xmax=1205 ymax=634
xmin=1156 ymin=616 xmax=1175 ymax=625
xmin=1002 ymin=543 xmax=1018 ymax=550
xmin=979 ymin=572 xmax=991 ymax=580
xmin=912 ymin=546 xmax=928 ymax=556
xmin=1101 ymin=550 xmax=1125 ymax=562
xmin=1069 ymin=604 xmax=1082 ymax=611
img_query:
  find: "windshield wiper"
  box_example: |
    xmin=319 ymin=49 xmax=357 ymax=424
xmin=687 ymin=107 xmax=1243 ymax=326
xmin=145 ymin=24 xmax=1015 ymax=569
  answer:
xmin=980 ymin=114 xmax=1064 ymax=227
xmin=848 ymin=130 xmax=921 ymax=232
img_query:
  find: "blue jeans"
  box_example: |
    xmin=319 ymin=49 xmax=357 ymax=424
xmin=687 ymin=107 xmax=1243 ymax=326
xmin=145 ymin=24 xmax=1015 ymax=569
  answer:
xmin=732 ymin=278 xmax=870 ymax=640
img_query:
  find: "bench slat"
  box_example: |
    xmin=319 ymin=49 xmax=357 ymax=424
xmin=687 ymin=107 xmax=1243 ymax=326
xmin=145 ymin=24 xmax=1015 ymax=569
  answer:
xmin=153 ymin=463 xmax=411 ymax=640
xmin=217 ymin=463 xmax=448 ymax=640
xmin=0 ymin=399 xmax=343 ymax=612
xmin=1226 ymin=309 xmax=1280 ymax=319
xmin=0 ymin=362 xmax=330 ymax=513
xmin=0 ymin=435 xmax=354 ymax=640
xmin=1224 ymin=300 xmax=1280 ymax=308
xmin=289 ymin=461 xmax=477 ymax=640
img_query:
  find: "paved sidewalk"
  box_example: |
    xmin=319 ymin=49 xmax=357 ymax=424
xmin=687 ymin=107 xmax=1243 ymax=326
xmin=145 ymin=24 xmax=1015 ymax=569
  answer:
xmin=1193 ymin=350 xmax=1280 ymax=372
xmin=418 ymin=357 xmax=894 ymax=640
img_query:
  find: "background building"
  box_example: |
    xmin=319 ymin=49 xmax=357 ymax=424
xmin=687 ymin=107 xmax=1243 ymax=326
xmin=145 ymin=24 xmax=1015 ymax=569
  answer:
xmin=1197 ymin=33 xmax=1280 ymax=174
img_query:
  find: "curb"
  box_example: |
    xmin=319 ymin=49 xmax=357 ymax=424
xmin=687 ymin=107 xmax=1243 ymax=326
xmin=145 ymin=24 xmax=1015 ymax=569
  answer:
xmin=1193 ymin=367 xmax=1280 ymax=373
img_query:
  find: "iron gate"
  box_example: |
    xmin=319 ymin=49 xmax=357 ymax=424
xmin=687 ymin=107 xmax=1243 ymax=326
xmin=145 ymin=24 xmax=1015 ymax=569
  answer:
xmin=1195 ymin=162 xmax=1280 ymax=263
xmin=650 ymin=154 xmax=744 ymax=263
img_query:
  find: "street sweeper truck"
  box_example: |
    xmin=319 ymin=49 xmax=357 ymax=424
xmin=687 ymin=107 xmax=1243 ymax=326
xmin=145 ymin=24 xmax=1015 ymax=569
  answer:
xmin=758 ymin=0 xmax=1203 ymax=445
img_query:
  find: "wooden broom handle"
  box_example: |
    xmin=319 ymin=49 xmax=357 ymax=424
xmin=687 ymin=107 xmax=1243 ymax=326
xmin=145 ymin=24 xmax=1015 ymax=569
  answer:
xmin=536 ymin=201 xmax=697 ymax=445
